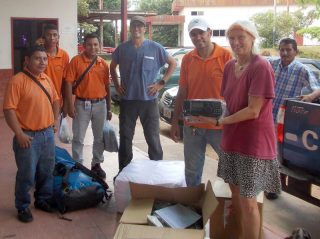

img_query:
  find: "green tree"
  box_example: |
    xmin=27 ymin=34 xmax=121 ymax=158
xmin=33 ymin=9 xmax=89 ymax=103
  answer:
xmin=78 ymin=0 xmax=120 ymax=45
xmin=296 ymin=0 xmax=320 ymax=40
xmin=103 ymin=22 xmax=116 ymax=46
xmin=139 ymin=0 xmax=178 ymax=47
xmin=78 ymin=0 xmax=90 ymax=16
xmin=104 ymin=0 xmax=121 ymax=10
xmin=298 ymin=0 xmax=320 ymax=11
xmin=78 ymin=0 xmax=98 ymax=36
xmin=251 ymin=11 xmax=277 ymax=48
xmin=139 ymin=0 xmax=172 ymax=14
xmin=251 ymin=8 xmax=318 ymax=47
xmin=297 ymin=26 xmax=320 ymax=40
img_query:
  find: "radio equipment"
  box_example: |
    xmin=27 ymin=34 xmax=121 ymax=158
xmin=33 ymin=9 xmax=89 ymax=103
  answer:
xmin=183 ymin=99 xmax=225 ymax=118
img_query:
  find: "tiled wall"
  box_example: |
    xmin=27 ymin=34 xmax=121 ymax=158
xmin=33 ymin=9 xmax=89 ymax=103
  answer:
xmin=0 ymin=69 xmax=13 ymax=118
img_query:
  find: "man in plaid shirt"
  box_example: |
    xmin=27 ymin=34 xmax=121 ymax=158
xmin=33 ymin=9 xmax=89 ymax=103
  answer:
xmin=266 ymin=37 xmax=320 ymax=200
xmin=269 ymin=37 xmax=320 ymax=122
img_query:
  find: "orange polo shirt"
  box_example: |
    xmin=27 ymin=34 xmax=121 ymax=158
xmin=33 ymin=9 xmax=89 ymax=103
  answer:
xmin=3 ymin=69 xmax=59 ymax=131
xmin=180 ymin=43 xmax=232 ymax=129
xmin=45 ymin=47 xmax=69 ymax=97
xmin=65 ymin=54 xmax=109 ymax=99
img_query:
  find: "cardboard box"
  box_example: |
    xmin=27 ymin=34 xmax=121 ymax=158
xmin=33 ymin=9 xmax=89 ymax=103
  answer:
xmin=113 ymin=224 xmax=204 ymax=239
xmin=210 ymin=180 xmax=264 ymax=239
xmin=115 ymin=181 xmax=218 ymax=239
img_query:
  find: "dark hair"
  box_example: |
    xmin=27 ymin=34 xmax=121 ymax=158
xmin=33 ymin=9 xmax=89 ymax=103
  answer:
xmin=279 ymin=38 xmax=298 ymax=51
xmin=44 ymin=24 xmax=58 ymax=33
xmin=26 ymin=45 xmax=46 ymax=57
xmin=83 ymin=33 xmax=100 ymax=44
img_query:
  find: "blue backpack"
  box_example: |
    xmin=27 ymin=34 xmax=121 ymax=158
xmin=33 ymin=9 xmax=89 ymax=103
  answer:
xmin=53 ymin=146 xmax=111 ymax=213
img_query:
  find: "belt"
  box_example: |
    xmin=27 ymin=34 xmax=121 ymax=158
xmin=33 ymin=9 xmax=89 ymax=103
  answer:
xmin=22 ymin=126 xmax=53 ymax=132
xmin=76 ymin=97 xmax=105 ymax=103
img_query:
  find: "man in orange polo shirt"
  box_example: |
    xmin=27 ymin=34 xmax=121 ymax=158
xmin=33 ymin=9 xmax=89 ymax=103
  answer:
xmin=42 ymin=24 xmax=69 ymax=108
xmin=64 ymin=33 xmax=111 ymax=179
xmin=3 ymin=45 xmax=60 ymax=222
xmin=170 ymin=18 xmax=232 ymax=186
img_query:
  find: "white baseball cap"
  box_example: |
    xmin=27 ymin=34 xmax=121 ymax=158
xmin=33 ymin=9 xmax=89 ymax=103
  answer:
xmin=188 ymin=18 xmax=210 ymax=33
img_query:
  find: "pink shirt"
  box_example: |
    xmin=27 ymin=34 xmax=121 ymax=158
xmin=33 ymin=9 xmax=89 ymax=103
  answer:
xmin=221 ymin=55 xmax=276 ymax=159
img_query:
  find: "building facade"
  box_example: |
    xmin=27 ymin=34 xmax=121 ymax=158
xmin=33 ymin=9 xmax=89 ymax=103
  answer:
xmin=172 ymin=0 xmax=319 ymax=47
xmin=0 ymin=0 xmax=78 ymax=116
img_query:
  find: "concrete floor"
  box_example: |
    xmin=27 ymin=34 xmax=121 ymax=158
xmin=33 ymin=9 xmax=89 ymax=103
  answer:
xmin=0 ymin=113 xmax=319 ymax=239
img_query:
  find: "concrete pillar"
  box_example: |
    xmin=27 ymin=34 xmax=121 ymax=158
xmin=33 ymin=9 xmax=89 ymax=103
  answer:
xmin=121 ymin=0 xmax=128 ymax=42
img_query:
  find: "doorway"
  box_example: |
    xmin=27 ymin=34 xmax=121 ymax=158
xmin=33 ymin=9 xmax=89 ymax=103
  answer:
xmin=11 ymin=18 xmax=58 ymax=74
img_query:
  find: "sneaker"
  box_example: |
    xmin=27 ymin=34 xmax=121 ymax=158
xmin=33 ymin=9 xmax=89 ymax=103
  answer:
xmin=265 ymin=192 xmax=279 ymax=200
xmin=34 ymin=200 xmax=54 ymax=213
xmin=18 ymin=208 xmax=33 ymax=223
xmin=91 ymin=163 xmax=106 ymax=179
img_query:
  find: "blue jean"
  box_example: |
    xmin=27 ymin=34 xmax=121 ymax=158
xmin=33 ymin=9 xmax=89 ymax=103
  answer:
xmin=118 ymin=99 xmax=163 ymax=171
xmin=72 ymin=99 xmax=107 ymax=165
xmin=13 ymin=127 xmax=55 ymax=211
xmin=183 ymin=126 xmax=222 ymax=186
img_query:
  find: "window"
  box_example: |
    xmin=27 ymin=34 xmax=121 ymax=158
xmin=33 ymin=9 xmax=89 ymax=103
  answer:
xmin=191 ymin=11 xmax=204 ymax=16
xmin=212 ymin=30 xmax=226 ymax=37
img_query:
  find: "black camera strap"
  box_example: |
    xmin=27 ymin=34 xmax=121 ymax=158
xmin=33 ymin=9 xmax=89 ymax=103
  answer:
xmin=23 ymin=70 xmax=52 ymax=104
xmin=72 ymin=55 xmax=97 ymax=94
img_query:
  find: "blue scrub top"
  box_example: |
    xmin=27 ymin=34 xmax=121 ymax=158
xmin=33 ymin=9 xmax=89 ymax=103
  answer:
xmin=112 ymin=39 xmax=168 ymax=100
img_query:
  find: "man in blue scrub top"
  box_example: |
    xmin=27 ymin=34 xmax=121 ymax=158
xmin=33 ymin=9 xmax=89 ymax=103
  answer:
xmin=110 ymin=16 xmax=176 ymax=174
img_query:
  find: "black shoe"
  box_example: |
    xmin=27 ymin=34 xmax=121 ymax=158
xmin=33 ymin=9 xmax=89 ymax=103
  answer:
xmin=18 ymin=208 xmax=33 ymax=223
xmin=91 ymin=163 xmax=106 ymax=179
xmin=34 ymin=200 xmax=54 ymax=213
xmin=265 ymin=192 xmax=279 ymax=200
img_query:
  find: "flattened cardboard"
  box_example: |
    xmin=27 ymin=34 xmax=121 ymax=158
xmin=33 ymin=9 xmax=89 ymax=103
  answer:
xmin=113 ymin=223 xmax=204 ymax=239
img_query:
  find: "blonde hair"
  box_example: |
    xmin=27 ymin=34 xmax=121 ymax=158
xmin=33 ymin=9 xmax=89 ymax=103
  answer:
xmin=226 ymin=20 xmax=260 ymax=55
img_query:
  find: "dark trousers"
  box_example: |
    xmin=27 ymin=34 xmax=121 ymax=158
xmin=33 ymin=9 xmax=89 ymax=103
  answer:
xmin=118 ymin=99 xmax=163 ymax=171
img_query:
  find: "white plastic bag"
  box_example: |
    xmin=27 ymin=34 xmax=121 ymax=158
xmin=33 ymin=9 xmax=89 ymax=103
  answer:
xmin=103 ymin=121 xmax=119 ymax=152
xmin=58 ymin=116 xmax=73 ymax=144
xmin=114 ymin=158 xmax=186 ymax=212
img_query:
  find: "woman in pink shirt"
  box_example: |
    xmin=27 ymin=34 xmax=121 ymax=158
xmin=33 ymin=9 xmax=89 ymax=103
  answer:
xmin=199 ymin=20 xmax=281 ymax=239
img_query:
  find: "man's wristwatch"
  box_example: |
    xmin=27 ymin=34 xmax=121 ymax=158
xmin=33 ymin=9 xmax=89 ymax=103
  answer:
xmin=158 ymin=79 xmax=166 ymax=86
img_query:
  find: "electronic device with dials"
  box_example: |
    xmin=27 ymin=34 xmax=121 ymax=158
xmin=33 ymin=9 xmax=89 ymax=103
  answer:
xmin=183 ymin=99 xmax=225 ymax=118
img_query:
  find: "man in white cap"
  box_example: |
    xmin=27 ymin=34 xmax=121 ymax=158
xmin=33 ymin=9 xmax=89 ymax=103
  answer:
xmin=170 ymin=18 xmax=232 ymax=186
xmin=110 ymin=16 xmax=176 ymax=175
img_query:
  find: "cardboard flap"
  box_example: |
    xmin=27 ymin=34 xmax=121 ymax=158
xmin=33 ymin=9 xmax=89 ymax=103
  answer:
xmin=120 ymin=199 xmax=154 ymax=224
xmin=202 ymin=180 xmax=219 ymax=225
xmin=129 ymin=182 xmax=205 ymax=206
xmin=113 ymin=224 xmax=205 ymax=239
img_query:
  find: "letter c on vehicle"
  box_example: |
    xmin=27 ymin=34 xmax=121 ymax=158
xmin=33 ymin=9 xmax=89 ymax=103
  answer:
xmin=302 ymin=130 xmax=318 ymax=151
